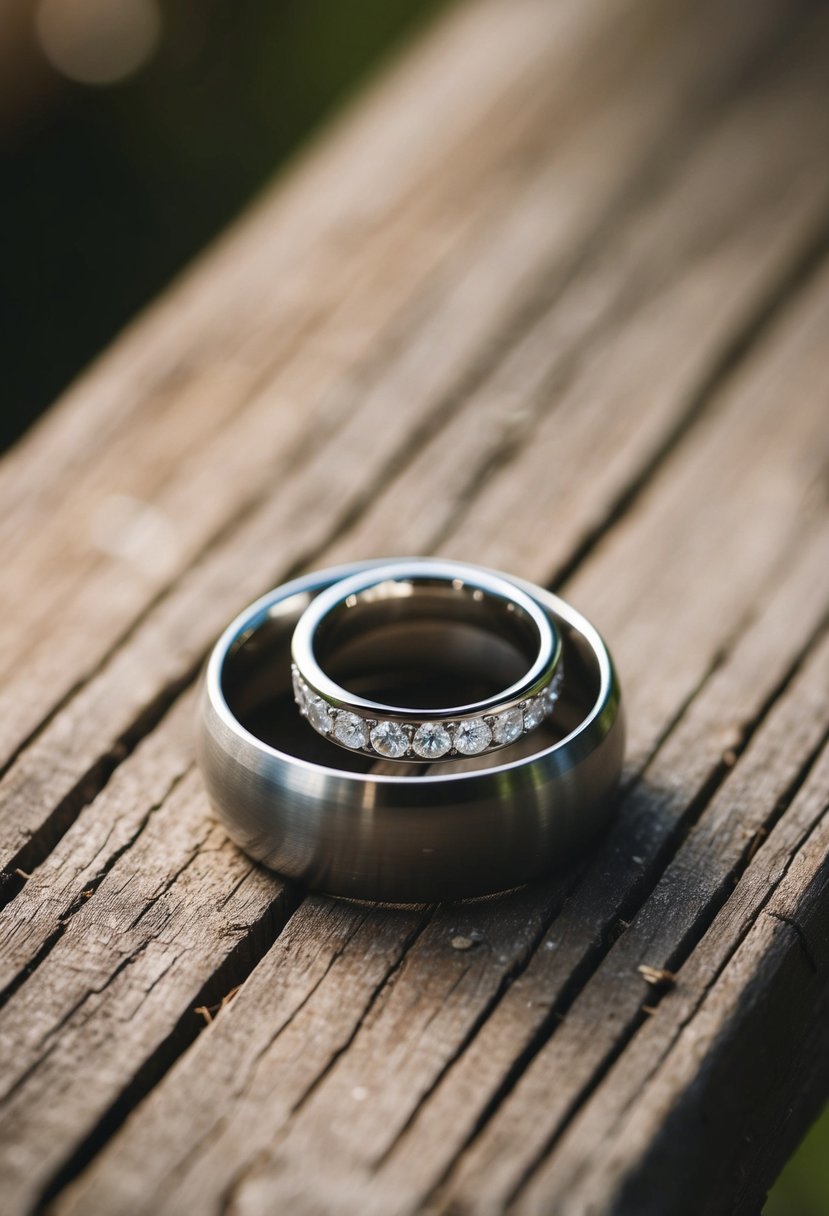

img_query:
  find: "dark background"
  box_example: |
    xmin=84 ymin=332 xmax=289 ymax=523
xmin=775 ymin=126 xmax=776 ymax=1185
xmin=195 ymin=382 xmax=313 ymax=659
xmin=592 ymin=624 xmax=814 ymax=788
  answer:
xmin=1 ymin=0 xmax=443 ymax=452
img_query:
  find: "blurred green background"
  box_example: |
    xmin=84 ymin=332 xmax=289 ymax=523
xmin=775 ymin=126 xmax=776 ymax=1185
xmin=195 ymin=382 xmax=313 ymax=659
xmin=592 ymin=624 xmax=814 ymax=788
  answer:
xmin=1 ymin=3 xmax=826 ymax=1208
xmin=766 ymin=1103 xmax=829 ymax=1216
xmin=1 ymin=0 xmax=443 ymax=451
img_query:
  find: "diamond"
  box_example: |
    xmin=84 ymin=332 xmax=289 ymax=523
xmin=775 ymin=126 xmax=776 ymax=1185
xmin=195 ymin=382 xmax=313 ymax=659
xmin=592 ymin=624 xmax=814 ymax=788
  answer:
xmin=523 ymin=696 xmax=546 ymax=730
xmin=543 ymin=665 xmax=564 ymax=714
xmin=333 ymin=711 xmax=369 ymax=750
xmin=292 ymin=666 xmax=308 ymax=712
xmin=370 ymin=720 xmax=409 ymax=759
xmin=306 ymin=697 xmax=333 ymax=734
xmin=492 ymin=707 xmax=524 ymax=745
xmin=454 ymin=718 xmax=492 ymax=756
xmin=412 ymin=722 xmax=452 ymax=759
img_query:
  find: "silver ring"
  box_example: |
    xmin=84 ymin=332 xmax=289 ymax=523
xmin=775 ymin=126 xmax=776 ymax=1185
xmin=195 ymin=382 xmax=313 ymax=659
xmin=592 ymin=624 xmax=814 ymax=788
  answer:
xmin=290 ymin=559 xmax=563 ymax=762
xmin=196 ymin=560 xmax=624 ymax=902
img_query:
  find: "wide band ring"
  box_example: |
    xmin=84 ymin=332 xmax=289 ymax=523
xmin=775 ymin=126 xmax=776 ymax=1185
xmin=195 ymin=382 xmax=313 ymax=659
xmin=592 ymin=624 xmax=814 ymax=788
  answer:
xmin=290 ymin=559 xmax=564 ymax=762
xmin=196 ymin=560 xmax=624 ymax=902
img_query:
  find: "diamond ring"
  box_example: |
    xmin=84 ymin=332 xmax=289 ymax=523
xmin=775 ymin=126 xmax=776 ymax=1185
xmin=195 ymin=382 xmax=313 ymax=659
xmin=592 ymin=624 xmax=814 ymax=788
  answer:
xmin=290 ymin=559 xmax=564 ymax=762
xmin=196 ymin=560 xmax=623 ymax=901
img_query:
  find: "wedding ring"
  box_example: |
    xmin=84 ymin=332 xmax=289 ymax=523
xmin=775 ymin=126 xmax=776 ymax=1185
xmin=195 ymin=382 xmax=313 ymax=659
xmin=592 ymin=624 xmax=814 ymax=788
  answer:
xmin=290 ymin=560 xmax=563 ymax=762
xmin=196 ymin=560 xmax=624 ymax=902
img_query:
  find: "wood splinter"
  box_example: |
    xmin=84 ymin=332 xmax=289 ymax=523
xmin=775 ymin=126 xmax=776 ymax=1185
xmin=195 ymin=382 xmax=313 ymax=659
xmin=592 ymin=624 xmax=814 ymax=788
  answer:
xmin=195 ymin=984 xmax=243 ymax=1026
xmin=637 ymin=964 xmax=677 ymax=988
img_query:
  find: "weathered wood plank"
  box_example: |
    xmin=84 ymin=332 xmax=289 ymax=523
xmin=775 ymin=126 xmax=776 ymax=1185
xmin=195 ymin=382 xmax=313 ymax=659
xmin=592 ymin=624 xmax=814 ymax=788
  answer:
xmin=0 ymin=0 xmax=571 ymax=551
xmin=0 ymin=692 xmax=195 ymax=997
xmin=0 ymin=1 xmax=827 ymax=1213
xmin=0 ymin=758 xmax=288 ymax=1215
xmin=0 ymin=0 xmax=745 ymax=763
xmin=48 ymin=589 xmax=829 ymax=1216
xmin=42 ymin=240 xmax=829 ymax=1216
xmin=1 ymin=0 xmax=819 ymax=881
xmin=51 ymin=887 xmax=572 ymax=1215
xmin=327 ymin=12 xmax=829 ymax=583
xmin=347 ymin=532 xmax=829 ymax=1216
xmin=515 ymin=746 xmax=829 ymax=1216
xmin=2 ymin=0 xmax=571 ymax=717
xmin=428 ymin=635 xmax=829 ymax=1215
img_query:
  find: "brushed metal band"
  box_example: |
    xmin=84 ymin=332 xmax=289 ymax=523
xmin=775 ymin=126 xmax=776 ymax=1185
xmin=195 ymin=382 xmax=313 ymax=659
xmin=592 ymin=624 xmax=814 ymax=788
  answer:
xmin=196 ymin=560 xmax=625 ymax=902
xmin=290 ymin=560 xmax=564 ymax=762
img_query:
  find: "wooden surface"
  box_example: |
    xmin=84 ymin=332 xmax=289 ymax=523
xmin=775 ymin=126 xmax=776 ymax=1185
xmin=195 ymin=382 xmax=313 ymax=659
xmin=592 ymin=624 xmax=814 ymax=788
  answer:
xmin=2 ymin=0 xmax=828 ymax=1212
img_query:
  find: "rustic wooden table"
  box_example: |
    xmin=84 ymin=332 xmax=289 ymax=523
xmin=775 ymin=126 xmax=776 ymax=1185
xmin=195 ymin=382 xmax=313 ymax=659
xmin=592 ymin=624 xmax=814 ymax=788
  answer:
xmin=1 ymin=1 xmax=828 ymax=1212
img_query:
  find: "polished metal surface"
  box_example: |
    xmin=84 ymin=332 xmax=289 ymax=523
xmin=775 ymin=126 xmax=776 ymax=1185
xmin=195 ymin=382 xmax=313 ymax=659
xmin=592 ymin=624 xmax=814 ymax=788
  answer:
xmin=290 ymin=559 xmax=563 ymax=761
xmin=196 ymin=560 xmax=625 ymax=902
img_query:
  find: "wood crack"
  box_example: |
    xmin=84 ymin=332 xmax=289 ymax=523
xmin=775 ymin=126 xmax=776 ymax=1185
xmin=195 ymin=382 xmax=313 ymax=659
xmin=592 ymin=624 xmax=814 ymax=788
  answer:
xmin=547 ymin=211 xmax=829 ymax=593
xmin=216 ymin=906 xmax=437 ymax=1216
xmin=289 ymin=907 xmax=437 ymax=1119
xmin=0 ymin=763 xmax=192 ymax=1011
xmin=369 ymin=883 xmax=580 ymax=1173
xmin=159 ymin=905 xmax=375 ymax=1191
xmin=0 ymin=937 xmax=157 ymax=1111
xmin=500 ymin=693 xmax=829 ymax=1207
xmin=530 ymin=799 xmax=829 ymax=1208
xmin=33 ymin=885 xmax=296 ymax=1212
xmin=764 ymin=910 xmax=820 ymax=974
xmin=0 ymin=666 xmax=197 ymax=912
xmin=375 ymin=576 xmax=829 ymax=1203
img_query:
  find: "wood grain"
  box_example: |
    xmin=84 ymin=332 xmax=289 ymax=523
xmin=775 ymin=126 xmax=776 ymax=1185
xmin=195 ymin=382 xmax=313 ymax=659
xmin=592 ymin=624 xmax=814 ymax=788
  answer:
xmin=1 ymin=0 xmax=821 ymax=879
xmin=52 ymin=257 xmax=829 ymax=1215
xmin=0 ymin=0 xmax=827 ymax=1213
xmin=518 ymin=740 xmax=829 ymax=1216
xmin=0 ymin=0 xmax=742 ymax=762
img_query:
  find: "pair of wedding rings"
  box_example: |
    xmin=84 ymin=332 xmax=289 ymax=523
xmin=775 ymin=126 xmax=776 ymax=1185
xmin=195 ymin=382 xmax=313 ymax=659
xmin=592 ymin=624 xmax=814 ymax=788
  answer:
xmin=197 ymin=559 xmax=624 ymax=902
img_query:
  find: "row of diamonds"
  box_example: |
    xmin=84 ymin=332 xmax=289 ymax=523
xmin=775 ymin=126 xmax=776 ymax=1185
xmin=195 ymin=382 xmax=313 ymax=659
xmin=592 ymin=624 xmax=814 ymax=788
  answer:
xmin=292 ymin=664 xmax=563 ymax=760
